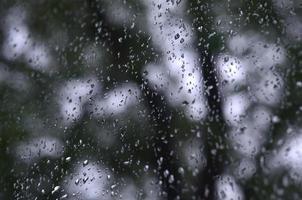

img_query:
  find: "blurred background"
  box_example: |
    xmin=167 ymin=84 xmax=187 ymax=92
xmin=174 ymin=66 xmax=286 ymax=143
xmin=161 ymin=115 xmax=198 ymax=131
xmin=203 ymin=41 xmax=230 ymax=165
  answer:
xmin=0 ymin=0 xmax=301 ymax=199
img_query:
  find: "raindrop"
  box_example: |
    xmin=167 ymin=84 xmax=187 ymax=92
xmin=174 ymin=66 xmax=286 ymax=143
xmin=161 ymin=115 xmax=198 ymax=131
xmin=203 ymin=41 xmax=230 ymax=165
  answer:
xmin=217 ymin=19 xmax=222 ymax=25
xmin=51 ymin=186 xmax=60 ymax=194
xmin=168 ymin=174 xmax=175 ymax=183
xmin=178 ymin=167 xmax=184 ymax=175
xmin=272 ymin=116 xmax=280 ymax=123
xmin=123 ymin=160 xmax=130 ymax=165
xmin=111 ymin=184 xmax=117 ymax=189
xmin=144 ymin=165 xmax=149 ymax=172
xmin=83 ymin=176 xmax=89 ymax=183
xmin=164 ymin=169 xmax=170 ymax=177
xmin=130 ymin=22 xmax=135 ymax=29
xmin=83 ymin=160 xmax=89 ymax=166
xmin=61 ymin=194 xmax=68 ymax=199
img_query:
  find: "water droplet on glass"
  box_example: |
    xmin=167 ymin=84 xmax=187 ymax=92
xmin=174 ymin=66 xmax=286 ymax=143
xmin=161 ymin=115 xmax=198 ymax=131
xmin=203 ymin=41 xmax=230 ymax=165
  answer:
xmin=168 ymin=174 xmax=175 ymax=183
xmin=164 ymin=169 xmax=170 ymax=177
xmin=111 ymin=184 xmax=117 ymax=189
xmin=51 ymin=186 xmax=60 ymax=194
xmin=144 ymin=165 xmax=149 ymax=172
xmin=123 ymin=160 xmax=130 ymax=165
xmin=61 ymin=194 xmax=68 ymax=199
xmin=83 ymin=160 xmax=89 ymax=166
xmin=272 ymin=116 xmax=280 ymax=123
xmin=178 ymin=167 xmax=184 ymax=175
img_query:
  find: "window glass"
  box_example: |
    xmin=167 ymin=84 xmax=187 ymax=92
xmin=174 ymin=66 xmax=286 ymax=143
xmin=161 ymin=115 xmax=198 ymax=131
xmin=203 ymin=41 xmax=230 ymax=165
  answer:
xmin=0 ymin=0 xmax=301 ymax=199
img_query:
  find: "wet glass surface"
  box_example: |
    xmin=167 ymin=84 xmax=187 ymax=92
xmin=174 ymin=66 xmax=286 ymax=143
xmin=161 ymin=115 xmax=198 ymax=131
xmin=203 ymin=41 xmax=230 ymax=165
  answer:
xmin=0 ymin=0 xmax=302 ymax=199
